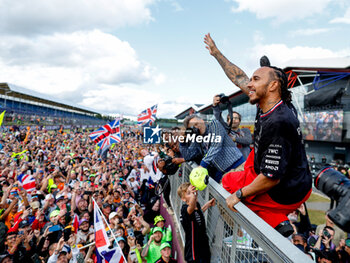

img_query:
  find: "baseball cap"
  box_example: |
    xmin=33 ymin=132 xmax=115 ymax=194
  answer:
xmin=45 ymin=194 xmax=54 ymax=200
xmin=30 ymin=201 xmax=40 ymax=210
xmin=102 ymin=203 xmax=111 ymax=208
xmin=79 ymin=219 xmax=89 ymax=226
xmin=154 ymin=215 xmax=165 ymax=225
xmin=190 ymin=167 xmax=209 ymax=191
xmin=109 ymin=212 xmax=118 ymax=221
xmin=50 ymin=210 xmax=60 ymax=218
xmin=160 ymin=242 xmax=171 ymax=250
xmin=116 ymin=237 xmax=125 ymax=243
xmin=49 ymin=184 xmax=58 ymax=190
xmin=152 ymin=227 xmax=163 ymax=234
xmin=56 ymin=195 xmax=65 ymax=202
xmin=18 ymin=220 xmax=30 ymax=228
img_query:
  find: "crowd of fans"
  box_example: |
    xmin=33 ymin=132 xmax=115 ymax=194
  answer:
xmin=0 ymin=126 xmax=175 ymax=263
xmin=0 ymin=117 xmax=349 ymax=263
xmin=288 ymin=204 xmax=350 ymax=262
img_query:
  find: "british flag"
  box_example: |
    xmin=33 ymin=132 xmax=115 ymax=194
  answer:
xmin=137 ymin=105 xmax=157 ymax=126
xmin=94 ymin=202 xmax=125 ymax=263
xmin=89 ymin=119 xmax=121 ymax=149
xmin=17 ymin=173 xmax=36 ymax=194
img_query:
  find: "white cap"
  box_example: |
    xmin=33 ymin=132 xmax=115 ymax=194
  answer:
xmin=109 ymin=212 xmax=118 ymax=220
xmin=45 ymin=194 xmax=54 ymax=200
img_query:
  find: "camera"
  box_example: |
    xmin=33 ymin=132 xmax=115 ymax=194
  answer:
xmin=185 ymin=127 xmax=200 ymax=137
xmin=218 ymin=93 xmax=230 ymax=104
xmin=158 ymin=155 xmax=179 ymax=176
xmin=315 ymin=167 xmax=350 ymax=232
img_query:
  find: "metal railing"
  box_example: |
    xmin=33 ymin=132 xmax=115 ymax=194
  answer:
xmin=170 ymin=162 xmax=313 ymax=263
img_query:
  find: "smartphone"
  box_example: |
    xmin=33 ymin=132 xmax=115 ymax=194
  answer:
xmin=127 ymin=228 xmax=135 ymax=238
xmin=49 ymin=225 xmax=61 ymax=232
xmin=129 ymin=250 xmax=137 ymax=262
xmin=31 ymin=253 xmax=42 ymax=263
xmin=64 ymin=227 xmax=72 ymax=241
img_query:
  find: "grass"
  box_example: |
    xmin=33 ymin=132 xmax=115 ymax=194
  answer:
xmin=304 ymin=193 xmax=329 ymax=226
xmin=307 ymin=209 xmax=326 ymax=226
xmin=306 ymin=192 xmax=330 ymax=203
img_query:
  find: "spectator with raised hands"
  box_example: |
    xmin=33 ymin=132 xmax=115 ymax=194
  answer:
xmin=127 ymin=235 xmax=142 ymax=263
xmin=141 ymin=227 xmax=164 ymax=263
xmin=152 ymin=215 xmax=172 ymax=244
xmin=177 ymin=182 xmax=215 ymax=263
xmin=0 ymin=126 xmax=175 ymax=262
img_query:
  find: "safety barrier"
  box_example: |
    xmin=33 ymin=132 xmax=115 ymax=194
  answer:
xmin=170 ymin=162 xmax=313 ymax=263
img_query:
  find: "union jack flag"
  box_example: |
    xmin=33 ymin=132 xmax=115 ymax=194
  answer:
xmin=89 ymin=119 xmax=121 ymax=149
xmin=17 ymin=173 xmax=36 ymax=194
xmin=137 ymin=105 xmax=157 ymax=126
xmin=94 ymin=202 xmax=125 ymax=263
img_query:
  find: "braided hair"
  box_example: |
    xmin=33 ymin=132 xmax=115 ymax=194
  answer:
xmin=260 ymin=56 xmax=292 ymax=104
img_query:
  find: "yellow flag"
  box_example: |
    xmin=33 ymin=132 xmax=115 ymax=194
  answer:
xmin=0 ymin=110 xmax=5 ymax=127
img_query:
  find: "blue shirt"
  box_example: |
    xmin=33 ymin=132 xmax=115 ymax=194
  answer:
xmin=199 ymin=120 xmax=243 ymax=173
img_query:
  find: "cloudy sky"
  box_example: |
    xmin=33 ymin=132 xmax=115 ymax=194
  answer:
xmin=0 ymin=0 xmax=349 ymax=118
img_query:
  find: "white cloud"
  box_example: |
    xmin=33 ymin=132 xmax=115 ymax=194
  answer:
xmin=0 ymin=0 xmax=155 ymax=35
xmin=229 ymin=0 xmax=332 ymax=22
xmin=0 ymin=30 xmax=169 ymax=115
xmin=247 ymin=43 xmax=350 ymax=70
xmin=77 ymin=85 xmax=191 ymax=118
xmin=169 ymin=0 xmax=184 ymax=12
xmin=289 ymin=28 xmax=331 ymax=37
xmin=330 ymin=7 xmax=350 ymax=24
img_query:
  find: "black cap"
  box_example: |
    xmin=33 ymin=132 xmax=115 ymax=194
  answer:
xmin=56 ymin=196 xmax=65 ymax=202
xmin=18 ymin=220 xmax=30 ymax=228
xmin=102 ymin=203 xmax=111 ymax=208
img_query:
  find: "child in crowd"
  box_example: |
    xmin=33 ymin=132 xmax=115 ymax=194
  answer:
xmin=177 ymin=182 xmax=215 ymax=263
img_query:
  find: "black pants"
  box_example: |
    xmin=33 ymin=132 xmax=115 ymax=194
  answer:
xmin=159 ymin=175 xmax=171 ymax=208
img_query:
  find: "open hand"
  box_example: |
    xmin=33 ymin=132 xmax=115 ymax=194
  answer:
xmin=204 ymin=33 xmax=218 ymax=56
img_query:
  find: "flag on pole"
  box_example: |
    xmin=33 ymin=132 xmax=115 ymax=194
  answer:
xmin=17 ymin=173 xmax=36 ymax=194
xmin=137 ymin=105 xmax=157 ymax=126
xmin=89 ymin=119 xmax=121 ymax=149
xmin=94 ymin=202 xmax=125 ymax=263
xmin=0 ymin=110 xmax=5 ymax=127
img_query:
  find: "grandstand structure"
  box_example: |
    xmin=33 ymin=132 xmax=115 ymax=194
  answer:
xmin=175 ymin=57 xmax=350 ymax=164
xmin=0 ymin=82 xmax=104 ymax=127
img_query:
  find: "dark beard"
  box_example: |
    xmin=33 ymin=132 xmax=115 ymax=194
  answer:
xmin=249 ymin=97 xmax=259 ymax=105
xmin=81 ymin=228 xmax=89 ymax=233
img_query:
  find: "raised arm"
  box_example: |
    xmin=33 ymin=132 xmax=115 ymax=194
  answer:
xmin=204 ymin=33 xmax=250 ymax=95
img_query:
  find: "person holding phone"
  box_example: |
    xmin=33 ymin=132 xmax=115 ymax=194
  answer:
xmin=141 ymin=227 xmax=165 ymax=263
xmin=310 ymin=226 xmax=336 ymax=252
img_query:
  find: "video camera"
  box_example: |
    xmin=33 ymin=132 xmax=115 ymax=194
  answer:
xmin=314 ymin=167 xmax=350 ymax=232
